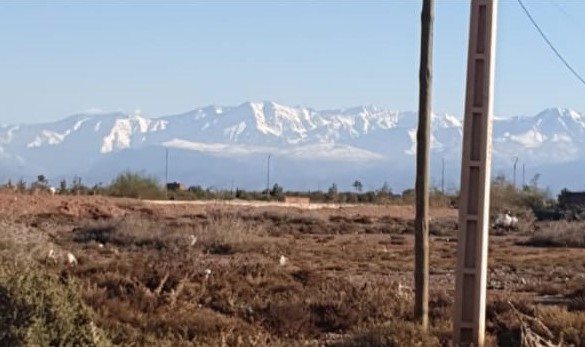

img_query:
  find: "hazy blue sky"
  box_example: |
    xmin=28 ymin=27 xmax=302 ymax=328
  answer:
xmin=1 ymin=1 xmax=584 ymax=123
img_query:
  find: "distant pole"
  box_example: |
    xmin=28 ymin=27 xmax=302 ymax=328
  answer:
xmin=522 ymin=163 xmax=526 ymax=188
xmin=453 ymin=1 xmax=498 ymax=346
xmin=266 ymin=154 xmax=272 ymax=200
xmin=414 ymin=0 xmax=433 ymax=330
xmin=441 ymin=157 xmax=445 ymax=194
xmin=513 ymin=156 xmax=519 ymax=187
xmin=165 ymin=148 xmax=169 ymax=196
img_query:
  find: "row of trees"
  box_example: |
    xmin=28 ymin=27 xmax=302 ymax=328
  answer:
xmin=4 ymin=175 xmax=95 ymax=195
xmin=2 ymin=171 xmax=558 ymax=213
xmin=1 ymin=171 xmax=458 ymax=205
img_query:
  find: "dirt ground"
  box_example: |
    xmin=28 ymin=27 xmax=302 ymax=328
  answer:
xmin=1 ymin=193 xmax=584 ymax=346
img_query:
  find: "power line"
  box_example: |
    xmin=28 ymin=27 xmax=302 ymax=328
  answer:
xmin=546 ymin=0 xmax=571 ymax=19
xmin=516 ymin=0 xmax=585 ymax=87
xmin=545 ymin=0 xmax=585 ymax=36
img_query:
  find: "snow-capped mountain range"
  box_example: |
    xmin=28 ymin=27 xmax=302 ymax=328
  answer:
xmin=0 ymin=102 xmax=583 ymax=192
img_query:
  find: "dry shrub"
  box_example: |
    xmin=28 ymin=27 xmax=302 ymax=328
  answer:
xmin=567 ymin=288 xmax=585 ymax=312
xmin=197 ymin=210 xmax=267 ymax=254
xmin=329 ymin=320 xmax=440 ymax=347
xmin=520 ymin=281 xmax=566 ymax=296
xmin=291 ymin=277 xmax=407 ymax=335
xmin=249 ymin=211 xmax=321 ymax=226
xmin=247 ymin=210 xmax=326 ymax=235
xmin=378 ymin=216 xmax=413 ymax=234
xmin=522 ymin=221 xmax=585 ymax=248
xmin=71 ymin=210 xmax=269 ymax=254
xmin=486 ymin=300 xmax=585 ymax=346
xmin=428 ymin=289 xmax=453 ymax=322
xmin=353 ymin=215 xmax=373 ymax=224
xmin=389 ymin=235 xmax=407 ymax=245
xmin=78 ymin=253 xmax=280 ymax=346
xmin=198 ymin=264 xmax=412 ymax=339
xmin=0 ymin=222 xmax=54 ymax=263
xmin=535 ymin=306 xmax=585 ymax=346
xmin=429 ymin=218 xmax=457 ymax=237
xmin=72 ymin=217 xmax=186 ymax=251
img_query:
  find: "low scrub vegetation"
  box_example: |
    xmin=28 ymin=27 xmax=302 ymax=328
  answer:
xmin=521 ymin=221 xmax=585 ymax=248
xmin=3 ymin=171 xmax=585 ymax=345
xmin=107 ymin=171 xmax=166 ymax=200
xmin=329 ymin=320 xmax=441 ymax=347
xmin=0 ymin=265 xmax=112 ymax=347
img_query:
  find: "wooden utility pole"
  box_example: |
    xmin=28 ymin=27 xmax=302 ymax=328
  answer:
xmin=165 ymin=148 xmax=169 ymax=198
xmin=441 ymin=157 xmax=445 ymax=194
xmin=266 ymin=154 xmax=272 ymax=200
xmin=513 ymin=156 xmax=519 ymax=187
xmin=453 ymin=1 xmax=498 ymax=346
xmin=414 ymin=0 xmax=433 ymax=330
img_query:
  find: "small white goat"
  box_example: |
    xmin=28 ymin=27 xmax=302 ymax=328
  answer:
xmin=49 ymin=186 xmax=57 ymax=195
xmin=66 ymin=252 xmax=78 ymax=266
xmin=494 ymin=211 xmax=518 ymax=230
xmin=47 ymin=249 xmax=57 ymax=263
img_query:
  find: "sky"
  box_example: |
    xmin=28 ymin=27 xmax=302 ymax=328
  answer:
xmin=0 ymin=0 xmax=584 ymax=124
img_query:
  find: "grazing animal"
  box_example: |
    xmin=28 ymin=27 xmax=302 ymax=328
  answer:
xmin=510 ymin=215 xmax=518 ymax=228
xmin=47 ymin=249 xmax=57 ymax=263
xmin=189 ymin=235 xmax=198 ymax=247
xmin=48 ymin=186 xmax=57 ymax=195
xmin=494 ymin=211 xmax=518 ymax=231
xmin=66 ymin=252 xmax=78 ymax=266
xmin=397 ymin=283 xmax=413 ymax=299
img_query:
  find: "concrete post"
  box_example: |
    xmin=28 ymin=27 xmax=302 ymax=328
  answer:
xmin=453 ymin=1 xmax=498 ymax=346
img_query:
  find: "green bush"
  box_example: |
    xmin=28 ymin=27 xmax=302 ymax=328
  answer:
xmin=0 ymin=265 xmax=112 ymax=347
xmin=107 ymin=171 xmax=165 ymax=200
xmin=490 ymin=175 xmax=552 ymax=213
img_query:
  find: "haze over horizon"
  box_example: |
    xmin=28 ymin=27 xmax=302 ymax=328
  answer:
xmin=1 ymin=1 xmax=585 ymax=123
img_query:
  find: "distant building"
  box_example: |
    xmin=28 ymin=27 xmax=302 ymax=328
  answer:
xmin=166 ymin=182 xmax=187 ymax=191
xmin=558 ymin=189 xmax=585 ymax=208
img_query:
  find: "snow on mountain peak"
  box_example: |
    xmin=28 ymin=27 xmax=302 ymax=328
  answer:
xmin=1 ymin=102 xmax=584 ymax=193
xmin=431 ymin=113 xmax=463 ymax=128
xmin=99 ymin=113 xmax=156 ymax=153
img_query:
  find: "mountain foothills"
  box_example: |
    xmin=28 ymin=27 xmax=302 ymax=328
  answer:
xmin=0 ymin=102 xmax=583 ymax=192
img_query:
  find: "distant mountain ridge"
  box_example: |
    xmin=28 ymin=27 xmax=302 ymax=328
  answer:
xmin=0 ymin=102 xmax=583 ymax=192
